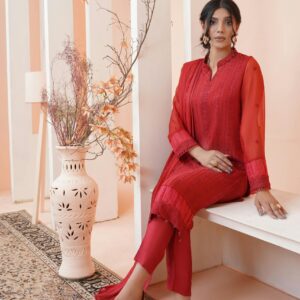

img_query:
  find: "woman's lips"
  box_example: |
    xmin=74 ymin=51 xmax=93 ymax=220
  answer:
xmin=215 ymin=37 xmax=225 ymax=41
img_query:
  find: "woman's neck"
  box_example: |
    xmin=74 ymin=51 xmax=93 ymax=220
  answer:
xmin=208 ymin=47 xmax=233 ymax=68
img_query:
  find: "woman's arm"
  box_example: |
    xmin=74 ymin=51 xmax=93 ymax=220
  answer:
xmin=240 ymin=57 xmax=271 ymax=194
xmin=241 ymin=57 xmax=287 ymax=219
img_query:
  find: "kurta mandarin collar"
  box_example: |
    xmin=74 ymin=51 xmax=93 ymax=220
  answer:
xmin=202 ymin=47 xmax=238 ymax=71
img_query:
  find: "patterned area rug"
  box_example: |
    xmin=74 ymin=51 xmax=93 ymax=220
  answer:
xmin=0 ymin=210 xmax=154 ymax=300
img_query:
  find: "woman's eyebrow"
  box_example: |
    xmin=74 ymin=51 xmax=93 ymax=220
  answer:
xmin=211 ymin=15 xmax=232 ymax=20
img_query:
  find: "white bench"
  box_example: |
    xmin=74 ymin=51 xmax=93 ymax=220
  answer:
xmin=147 ymin=188 xmax=300 ymax=299
xmin=192 ymin=188 xmax=300 ymax=299
xmin=196 ymin=189 xmax=300 ymax=255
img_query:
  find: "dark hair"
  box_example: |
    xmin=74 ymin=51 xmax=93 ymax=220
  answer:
xmin=199 ymin=0 xmax=241 ymax=49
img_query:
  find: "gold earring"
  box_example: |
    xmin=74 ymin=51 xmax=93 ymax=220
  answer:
xmin=203 ymin=34 xmax=209 ymax=45
xmin=232 ymin=35 xmax=237 ymax=45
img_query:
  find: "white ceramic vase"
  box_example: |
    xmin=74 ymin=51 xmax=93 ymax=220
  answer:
xmin=50 ymin=146 xmax=98 ymax=279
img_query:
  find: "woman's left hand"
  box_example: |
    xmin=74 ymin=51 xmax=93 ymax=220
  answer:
xmin=254 ymin=190 xmax=288 ymax=219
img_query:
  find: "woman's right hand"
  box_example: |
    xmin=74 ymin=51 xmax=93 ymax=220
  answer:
xmin=189 ymin=146 xmax=233 ymax=174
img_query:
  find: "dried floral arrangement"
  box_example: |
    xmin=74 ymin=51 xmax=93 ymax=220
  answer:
xmin=43 ymin=0 xmax=156 ymax=184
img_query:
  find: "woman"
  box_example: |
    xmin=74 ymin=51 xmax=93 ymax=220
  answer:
xmin=95 ymin=0 xmax=288 ymax=299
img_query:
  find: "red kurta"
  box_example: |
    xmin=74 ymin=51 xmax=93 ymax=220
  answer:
xmin=94 ymin=48 xmax=272 ymax=299
xmin=150 ymin=48 xmax=271 ymax=232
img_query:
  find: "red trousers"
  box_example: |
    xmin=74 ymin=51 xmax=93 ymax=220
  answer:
xmin=135 ymin=216 xmax=192 ymax=296
xmin=94 ymin=216 xmax=192 ymax=299
xmin=95 ymin=163 xmax=249 ymax=299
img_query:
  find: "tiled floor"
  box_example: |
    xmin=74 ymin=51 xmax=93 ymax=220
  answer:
xmin=1 ymin=190 xmax=298 ymax=299
xmin=147 ymin=265 xmax=299 ymax=300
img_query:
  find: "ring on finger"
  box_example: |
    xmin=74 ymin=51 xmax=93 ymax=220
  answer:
xmin=211 ymin=160 xmax=218 ymax=167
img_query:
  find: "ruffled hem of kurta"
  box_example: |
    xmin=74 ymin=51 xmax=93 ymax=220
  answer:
xmin=150 ymin=185 xmax=194 ymax=233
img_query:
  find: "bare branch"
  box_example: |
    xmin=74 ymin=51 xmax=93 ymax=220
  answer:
xmin=46 ymin=1 xmax=155 ymax=183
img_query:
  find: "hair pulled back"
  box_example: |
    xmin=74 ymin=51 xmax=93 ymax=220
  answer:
xmin=199 ymin=0 xmax=241 ymax=49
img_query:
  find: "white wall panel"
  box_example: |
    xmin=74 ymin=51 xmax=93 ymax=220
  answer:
xmin=131 ymin=0 xmax=173 ymax=243
xmin=222 ymin=227 xmax=300 ymax=298
xmin=43 ymin=0 xmax=74 ymax=186
xmin=131 ymin=0 xmax=173 ymax=283
xmin=85 ymin=0 xmax=118 ymax=221
xmin=5 ymin=0 xmax=37 ymax=202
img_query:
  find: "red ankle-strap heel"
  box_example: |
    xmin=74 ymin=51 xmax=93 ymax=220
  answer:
xmin=94 ymin=262 xmax=152 ymax=300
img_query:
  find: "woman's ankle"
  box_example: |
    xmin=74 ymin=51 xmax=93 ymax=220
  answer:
xmin=130 ymin=262 xmax=151 ymax=288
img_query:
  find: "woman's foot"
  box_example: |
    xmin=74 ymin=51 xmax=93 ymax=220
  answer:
xmin=115 ymin=287 xmax=143 ymax=300
xmin=115 ymin=263 xmax=150 ymax=300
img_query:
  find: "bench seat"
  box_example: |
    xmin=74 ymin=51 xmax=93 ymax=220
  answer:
xmin=196 ymin=189 xmax=300 ymax=254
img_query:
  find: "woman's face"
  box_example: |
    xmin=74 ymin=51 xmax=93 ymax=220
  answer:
xmin=203 ymin=8 xmax=239 ymax=50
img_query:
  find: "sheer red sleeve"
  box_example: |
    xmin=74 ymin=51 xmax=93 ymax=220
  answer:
xmin=168 ymin=63 xmax=198 ymax=160
xmin=240 ymin=57 xmax=271 ymax=194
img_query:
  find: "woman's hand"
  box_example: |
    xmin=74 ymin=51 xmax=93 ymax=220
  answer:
xmin=254 ymin=190 xmax=287 ymax=219
xmin=189 ymin=146 xmax=233 ymax=173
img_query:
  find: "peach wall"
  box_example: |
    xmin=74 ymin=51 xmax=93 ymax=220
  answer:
xmin=3 ymin=0 xmax=299 ymax=200
xmin=73 ymin=0 xmax=86 ymax=55
xmin=171 ymin=0 xmax=185 ymax=97
xmin=0 ymin=0 xmax=11 ymax=191
xmin=112 ymin=0 xmax=133 ymax=213
xmin=236 ymin=0 xmax=300 ymax=194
